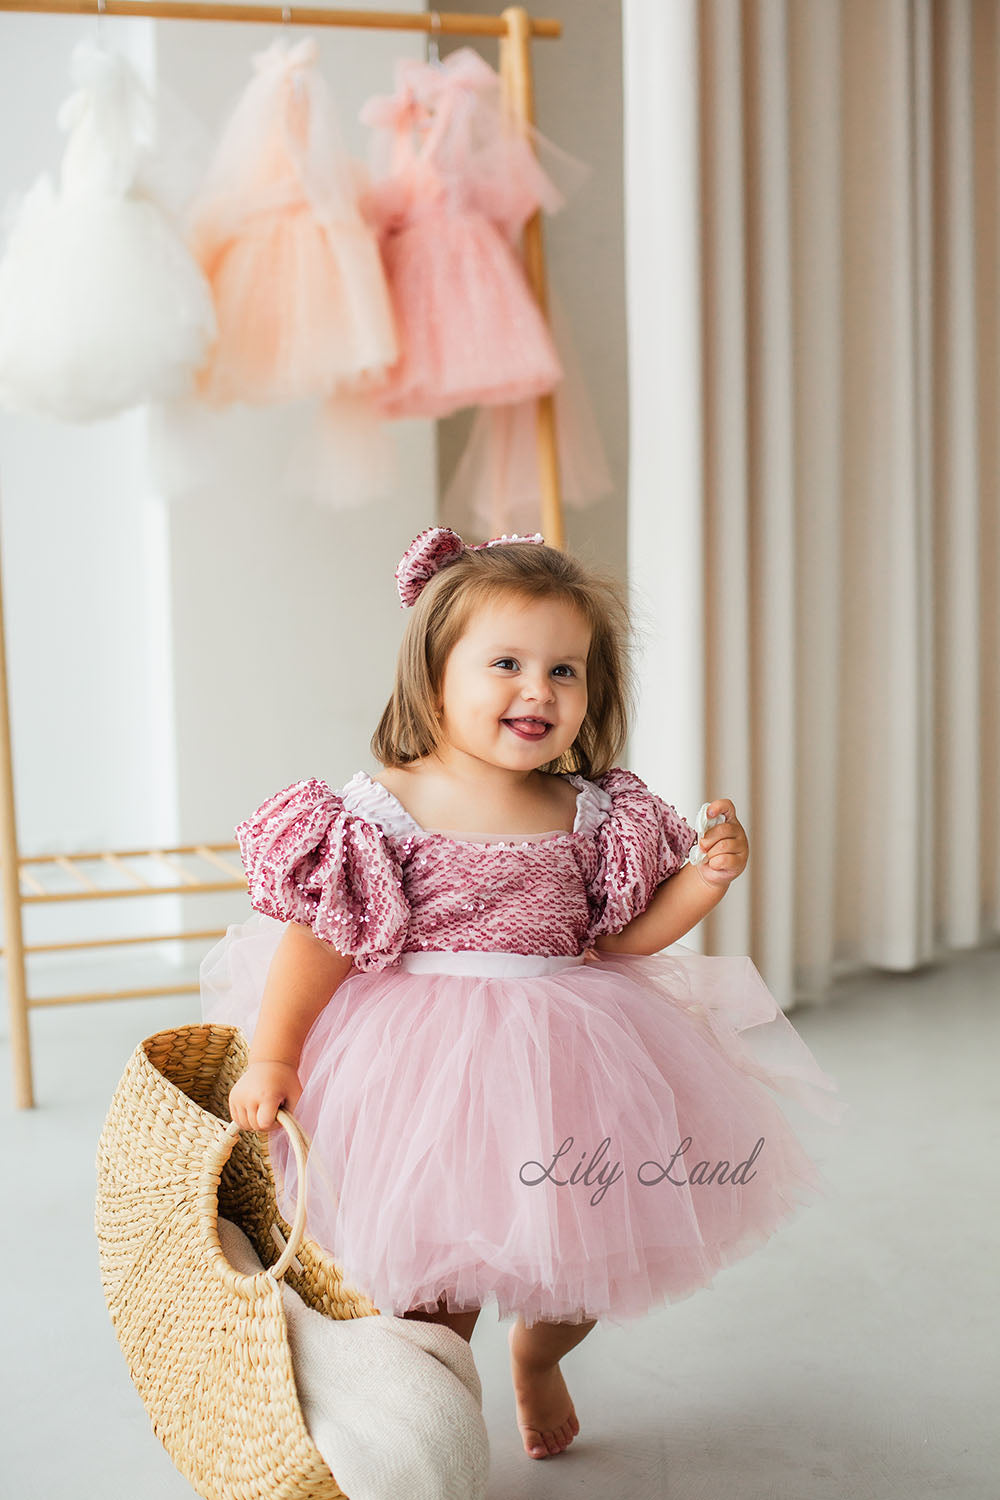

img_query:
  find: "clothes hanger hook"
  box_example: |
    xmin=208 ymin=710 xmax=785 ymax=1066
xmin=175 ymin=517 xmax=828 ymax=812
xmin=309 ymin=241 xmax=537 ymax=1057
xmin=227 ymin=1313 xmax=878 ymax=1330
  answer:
xmin=282 ymin=4 xmax=291 ymax=21
xmin=427 ymin=9 xmax=441 ymax=66
xmin=96 ymin=0 xmax=107 ymax=42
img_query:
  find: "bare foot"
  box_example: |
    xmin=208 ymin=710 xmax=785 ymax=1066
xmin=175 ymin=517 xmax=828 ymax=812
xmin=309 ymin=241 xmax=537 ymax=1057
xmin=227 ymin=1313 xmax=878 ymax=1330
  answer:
xmin=507 ymin=1324 xmax=581 ymax=1459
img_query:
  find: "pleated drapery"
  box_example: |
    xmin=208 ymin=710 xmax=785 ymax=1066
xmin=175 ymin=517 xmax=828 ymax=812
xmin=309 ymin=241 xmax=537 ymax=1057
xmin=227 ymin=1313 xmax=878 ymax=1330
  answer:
xmin=623 ymin=0 xmax=1000 ymax=1010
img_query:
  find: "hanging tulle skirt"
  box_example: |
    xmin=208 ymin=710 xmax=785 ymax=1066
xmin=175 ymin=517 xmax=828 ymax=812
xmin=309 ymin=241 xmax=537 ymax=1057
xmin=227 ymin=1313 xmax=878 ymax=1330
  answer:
xmin=200 ymin=913 xmax=845 ymax=1329
xmin=440 ymin=290 xmax=614 ymax=537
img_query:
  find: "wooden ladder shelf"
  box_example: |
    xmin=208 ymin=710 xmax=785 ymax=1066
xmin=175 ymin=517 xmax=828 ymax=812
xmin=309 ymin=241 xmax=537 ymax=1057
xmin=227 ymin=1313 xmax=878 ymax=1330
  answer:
xmin=6 ymin=841 xmax=246 ymax=1006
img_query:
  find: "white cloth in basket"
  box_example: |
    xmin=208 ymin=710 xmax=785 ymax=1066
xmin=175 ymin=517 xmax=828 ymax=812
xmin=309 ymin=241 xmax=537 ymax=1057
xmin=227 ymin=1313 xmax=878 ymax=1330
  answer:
xmin=216 ymin=1216 xmax=490 ymax=1500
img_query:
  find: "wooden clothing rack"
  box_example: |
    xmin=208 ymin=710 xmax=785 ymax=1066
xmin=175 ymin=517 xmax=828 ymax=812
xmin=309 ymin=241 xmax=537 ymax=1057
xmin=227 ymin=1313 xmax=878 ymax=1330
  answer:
xmin=0 ymin=2 xmax=564 ymax=1107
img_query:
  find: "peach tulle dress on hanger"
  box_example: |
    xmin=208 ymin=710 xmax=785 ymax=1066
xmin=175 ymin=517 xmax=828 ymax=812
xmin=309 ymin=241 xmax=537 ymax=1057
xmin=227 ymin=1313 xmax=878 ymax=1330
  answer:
xmin=187 ymin=37 xmax=398 ymax=407
xmin=358 ymin=48 xmax=566 ymax=419
xmin=0 ymin=39 xmax=215 ymax=422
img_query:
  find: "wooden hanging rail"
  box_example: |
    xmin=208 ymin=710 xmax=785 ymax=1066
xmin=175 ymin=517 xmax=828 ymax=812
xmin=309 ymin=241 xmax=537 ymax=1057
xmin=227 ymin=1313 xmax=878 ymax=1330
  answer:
xmin=0 ymin=1 xmax=561 ymax=36
xmin=0 ymin=3 xmax=566 ymax=1108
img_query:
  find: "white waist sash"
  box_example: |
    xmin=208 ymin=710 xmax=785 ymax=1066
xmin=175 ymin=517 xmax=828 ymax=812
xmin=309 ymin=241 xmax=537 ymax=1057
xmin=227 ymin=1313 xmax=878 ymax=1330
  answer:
xmin=397 ymin=949 xmax=588 ymax=979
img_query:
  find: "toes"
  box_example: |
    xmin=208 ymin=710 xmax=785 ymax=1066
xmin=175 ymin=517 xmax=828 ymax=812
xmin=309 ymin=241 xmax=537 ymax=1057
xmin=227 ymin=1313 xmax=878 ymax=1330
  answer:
xmin=523 ymin=1425 xmax=568 ymax=1459
xmin=541 ymin=1425 xmax=573 ymax=1456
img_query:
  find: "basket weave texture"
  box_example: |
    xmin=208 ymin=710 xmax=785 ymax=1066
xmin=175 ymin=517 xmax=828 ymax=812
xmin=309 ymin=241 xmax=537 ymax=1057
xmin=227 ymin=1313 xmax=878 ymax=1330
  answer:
xmin=94 ymin=1022 xmax=380 ymax=1500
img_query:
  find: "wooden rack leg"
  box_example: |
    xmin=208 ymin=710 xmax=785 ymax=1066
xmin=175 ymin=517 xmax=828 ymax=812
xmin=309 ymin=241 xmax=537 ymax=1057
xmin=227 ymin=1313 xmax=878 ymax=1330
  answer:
xmin=501 ymin=4 xmax=565 ymax=550
xmin=0 ymin=505 xmax=34 ymax=1107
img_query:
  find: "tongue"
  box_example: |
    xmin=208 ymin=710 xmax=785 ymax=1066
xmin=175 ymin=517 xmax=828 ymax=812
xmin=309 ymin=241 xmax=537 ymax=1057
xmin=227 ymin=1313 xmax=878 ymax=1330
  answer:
xmin=507 ymin=719 xmax=547 ymax=735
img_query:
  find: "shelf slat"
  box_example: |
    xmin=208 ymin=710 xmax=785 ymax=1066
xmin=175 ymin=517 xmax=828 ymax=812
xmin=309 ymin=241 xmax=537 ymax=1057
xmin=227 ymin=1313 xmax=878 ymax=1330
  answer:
xmin=13 ymin=840 xmax=248 ymax=903
xmin=28 ymin=980 xmax=202 ymax=1008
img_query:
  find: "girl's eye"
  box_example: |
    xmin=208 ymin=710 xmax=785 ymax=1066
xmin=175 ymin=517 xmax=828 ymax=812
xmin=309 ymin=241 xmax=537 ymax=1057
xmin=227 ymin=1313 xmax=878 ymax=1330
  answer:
xmin=491 ymin=659 xmax=575 ymax=678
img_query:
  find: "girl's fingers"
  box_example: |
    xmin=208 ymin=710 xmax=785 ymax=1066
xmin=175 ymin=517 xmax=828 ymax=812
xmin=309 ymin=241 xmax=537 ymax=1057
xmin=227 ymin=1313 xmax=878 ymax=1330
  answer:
xmin=701 ymin=834 xmax=743 ymax=854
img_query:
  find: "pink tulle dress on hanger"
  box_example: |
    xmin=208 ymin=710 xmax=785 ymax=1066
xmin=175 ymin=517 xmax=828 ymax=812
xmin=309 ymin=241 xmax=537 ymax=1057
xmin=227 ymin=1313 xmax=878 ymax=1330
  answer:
xmin=187 ymin=37 xmax=398 ymax=407
xmin=358 ymin=48 xmax=564 ymax=419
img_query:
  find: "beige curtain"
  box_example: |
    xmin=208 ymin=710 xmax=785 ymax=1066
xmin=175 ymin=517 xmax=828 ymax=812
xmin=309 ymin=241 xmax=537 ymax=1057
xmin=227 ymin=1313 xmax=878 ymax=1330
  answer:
xmin=623 ymin=0 xmax=999 ymax=1010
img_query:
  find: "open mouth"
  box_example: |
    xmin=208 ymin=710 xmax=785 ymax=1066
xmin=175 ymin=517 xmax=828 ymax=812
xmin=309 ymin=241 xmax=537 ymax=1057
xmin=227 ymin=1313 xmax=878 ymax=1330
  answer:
xmin=502 ymin=717 xmax=552 ymax=740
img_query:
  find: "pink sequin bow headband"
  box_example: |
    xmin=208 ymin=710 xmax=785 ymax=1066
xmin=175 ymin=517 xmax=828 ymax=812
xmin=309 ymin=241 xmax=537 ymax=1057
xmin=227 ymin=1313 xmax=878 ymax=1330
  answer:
xmin=395 ymin=526 xmax=545 ymax=609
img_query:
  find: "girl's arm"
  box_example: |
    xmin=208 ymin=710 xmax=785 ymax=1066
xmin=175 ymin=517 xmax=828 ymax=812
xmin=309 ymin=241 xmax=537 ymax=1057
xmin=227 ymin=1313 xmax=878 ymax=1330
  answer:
xmin=230 ymin=921 xmax=356 ymax=1132
xmin=593 ymin=862 xmax=728 ymax=956
xmin=249 ymin=920 xmax=357 ymax=1067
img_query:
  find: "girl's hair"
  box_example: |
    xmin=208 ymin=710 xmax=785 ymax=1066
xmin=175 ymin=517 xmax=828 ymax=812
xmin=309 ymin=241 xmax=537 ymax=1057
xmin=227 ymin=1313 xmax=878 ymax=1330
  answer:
xmin=371 ymin=541 xmax=637 ymax=779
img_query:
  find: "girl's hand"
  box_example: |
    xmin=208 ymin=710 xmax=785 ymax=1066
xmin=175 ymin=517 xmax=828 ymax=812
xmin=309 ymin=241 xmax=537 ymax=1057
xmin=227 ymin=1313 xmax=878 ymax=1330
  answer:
xmin=693 ymin=799 xmax=748 ymax=888
xmin=228 ymin=1059 xmax=302 ymax=1133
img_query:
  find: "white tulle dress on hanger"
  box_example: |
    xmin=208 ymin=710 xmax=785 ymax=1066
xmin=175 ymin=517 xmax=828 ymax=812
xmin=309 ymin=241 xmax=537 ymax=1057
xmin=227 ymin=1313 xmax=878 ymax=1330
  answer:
xmin=0 ymin=39 xmax=216 ymax=422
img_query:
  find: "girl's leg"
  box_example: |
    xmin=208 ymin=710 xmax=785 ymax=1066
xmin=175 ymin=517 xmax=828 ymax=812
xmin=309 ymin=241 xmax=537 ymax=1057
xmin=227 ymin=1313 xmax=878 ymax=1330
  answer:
xmin=507 ymin=1314 xmax=597 ymax=1459
xmin=401 ymin=1295 xmax=481 ymax=1345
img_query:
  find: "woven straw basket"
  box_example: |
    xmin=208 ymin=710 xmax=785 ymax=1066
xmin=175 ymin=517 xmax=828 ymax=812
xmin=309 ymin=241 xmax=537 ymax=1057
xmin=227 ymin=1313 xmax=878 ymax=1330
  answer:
xmin=94 ymin=1022 xmax=380 ymax=1500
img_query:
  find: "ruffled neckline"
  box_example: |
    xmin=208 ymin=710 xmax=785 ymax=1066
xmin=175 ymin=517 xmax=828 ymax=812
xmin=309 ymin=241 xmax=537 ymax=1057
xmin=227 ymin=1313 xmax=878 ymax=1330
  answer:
xmin=338 ymin=769 xmax=612 ymax=846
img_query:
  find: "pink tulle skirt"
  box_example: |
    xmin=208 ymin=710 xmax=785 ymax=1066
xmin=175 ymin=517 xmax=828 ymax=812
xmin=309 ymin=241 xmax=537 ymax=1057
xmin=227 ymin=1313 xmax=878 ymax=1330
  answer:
xmin=200 ymin=914 xmax=845 ymax=1329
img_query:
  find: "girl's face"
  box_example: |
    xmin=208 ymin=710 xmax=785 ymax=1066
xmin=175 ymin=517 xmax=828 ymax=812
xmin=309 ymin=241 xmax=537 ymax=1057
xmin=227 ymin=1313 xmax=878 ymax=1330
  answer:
xmin=435 ymin=593 xmax=591 ymax=771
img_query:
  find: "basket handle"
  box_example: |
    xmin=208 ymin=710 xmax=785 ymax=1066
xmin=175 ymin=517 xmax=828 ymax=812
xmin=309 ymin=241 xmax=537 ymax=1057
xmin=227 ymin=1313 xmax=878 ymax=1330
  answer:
xmin=241 ymin=1106 xmax=310 ymax=1281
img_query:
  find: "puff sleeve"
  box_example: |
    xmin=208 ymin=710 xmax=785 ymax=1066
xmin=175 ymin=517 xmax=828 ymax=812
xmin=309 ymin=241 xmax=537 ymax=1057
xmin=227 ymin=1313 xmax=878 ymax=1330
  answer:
xmin=235 ymin=777 xmax=411 ymax=971
xmin=585 ymin=767 xmax=698 ymax=941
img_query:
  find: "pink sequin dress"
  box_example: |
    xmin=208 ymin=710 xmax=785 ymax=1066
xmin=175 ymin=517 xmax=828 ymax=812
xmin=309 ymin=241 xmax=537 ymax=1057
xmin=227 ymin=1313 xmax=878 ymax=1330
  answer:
xmin=200 ymin=766 xmax=845 ymax=1329
xmin=357 ymin=49 xmax=564 ymax=419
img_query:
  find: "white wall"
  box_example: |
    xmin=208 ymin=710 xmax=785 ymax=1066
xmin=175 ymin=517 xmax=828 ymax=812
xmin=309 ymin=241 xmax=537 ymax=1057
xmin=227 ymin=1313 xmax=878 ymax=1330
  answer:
xmin=621 ymin=0 xmax=704 ymax=823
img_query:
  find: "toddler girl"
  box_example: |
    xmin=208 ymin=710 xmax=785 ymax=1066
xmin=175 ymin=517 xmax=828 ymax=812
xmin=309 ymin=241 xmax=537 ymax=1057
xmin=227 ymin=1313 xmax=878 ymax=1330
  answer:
xmin=201 ymin=524 xmax=843 ymax=1462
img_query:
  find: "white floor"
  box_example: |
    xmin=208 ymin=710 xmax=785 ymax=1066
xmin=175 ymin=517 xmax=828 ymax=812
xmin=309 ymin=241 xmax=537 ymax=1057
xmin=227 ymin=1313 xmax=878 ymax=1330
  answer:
xmin=1 ymin=942 xmax=998 ymax=1500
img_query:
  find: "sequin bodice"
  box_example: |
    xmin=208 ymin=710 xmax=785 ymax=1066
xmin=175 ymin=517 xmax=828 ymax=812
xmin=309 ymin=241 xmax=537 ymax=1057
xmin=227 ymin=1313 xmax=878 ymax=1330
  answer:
xmin=236 ymin=767 xmax=698 ymax=971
